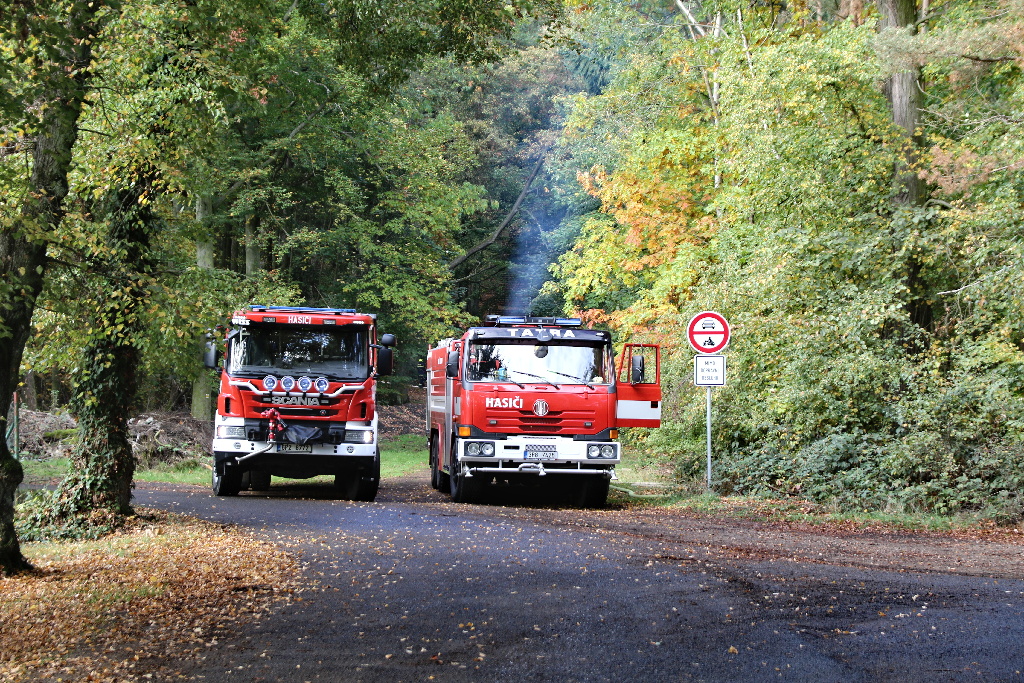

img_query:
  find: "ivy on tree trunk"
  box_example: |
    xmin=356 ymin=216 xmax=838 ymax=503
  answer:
xmin=46 ymin=175 xmax=156 ymax=525
xmin=0 ymin=0 xmax=109 ymax=574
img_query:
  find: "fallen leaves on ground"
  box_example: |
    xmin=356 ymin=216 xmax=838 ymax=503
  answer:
xmin=0 ymin=508 xmax=299 ymax=682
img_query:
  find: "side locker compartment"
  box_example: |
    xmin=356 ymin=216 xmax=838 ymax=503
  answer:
xmin=443 ymin=341 xmax=462 ymax=472
xmin=615 ymin=343 xmax=662 ymax=428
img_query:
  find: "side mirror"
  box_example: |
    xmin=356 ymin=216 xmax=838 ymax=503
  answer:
xmin=446 ymin=350 xmax=460 ymax=379
xmin=631 ymin=355 xmax=645 ymax=384
xmin=377 ymin=347 xmax=394 ymax=376
xmin=203 ymin=339 xmax=220 ymax=370
xmin=380 ymin=333 xmax=396 ymax=347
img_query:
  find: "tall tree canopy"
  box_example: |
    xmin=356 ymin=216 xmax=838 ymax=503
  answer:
xmin=544 ymin=0 xmax=1024 ymax=517
xmin=1 ymin=0 xmax=560 ymax=571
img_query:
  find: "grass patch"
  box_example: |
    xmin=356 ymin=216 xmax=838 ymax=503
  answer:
xmin=381 ymin=434 xmax=427 ymax=478
xmin=17 ymin=456 xmax=70 ymax=486
xmin=19 ymin=434 xmax=429 ymax=490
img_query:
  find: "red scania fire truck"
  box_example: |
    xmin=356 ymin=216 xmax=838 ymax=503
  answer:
xmin=426 ymin=315 xmax=661 ymax=506
xmin=204 ymin=305 xmax=395 ymax=500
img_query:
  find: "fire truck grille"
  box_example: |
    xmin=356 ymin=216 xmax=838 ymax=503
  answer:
xmin=521 ymin=424 xmax=563 ymax=432
xmin=520 ymin=417 xmax=560 ymax=424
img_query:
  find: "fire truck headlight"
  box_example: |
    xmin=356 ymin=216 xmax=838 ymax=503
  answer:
xmin=217 ymin=425 xmax=246 ymax=439
xmin=480 ymin=442 xmax=495 ymax=456
xmin=466 ymin=442 xmax=481 ymax=456
xmin=587 ymin=443 xmax=618 ymax=459
xmin=361 ymin=430 xmax=374 ymax=444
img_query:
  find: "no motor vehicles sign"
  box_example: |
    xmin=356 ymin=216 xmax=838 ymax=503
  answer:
xmin=687 ymin=311 xmax=730 ymax=354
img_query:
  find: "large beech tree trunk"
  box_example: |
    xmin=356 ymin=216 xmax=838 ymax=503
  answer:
xmin=0 ymin=0 xmax=107 ymax=575
xmin=879 ymin=0 xmax=933 ymax=332
xmin=49 ymin=176 xmax=156 ymax=519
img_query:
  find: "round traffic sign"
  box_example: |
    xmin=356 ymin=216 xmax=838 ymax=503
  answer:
xmin=687 ymin=311 xmax=730 ymax=353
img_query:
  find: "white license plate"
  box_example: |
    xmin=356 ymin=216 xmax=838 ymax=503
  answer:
xmin=276 ymin=444 xmax=313 ymax=453
xmin=524 ymin=450 xmax=557 ymax=460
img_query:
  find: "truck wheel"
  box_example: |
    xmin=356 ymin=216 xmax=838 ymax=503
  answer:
xmin=449 ymin=464 xmax=480 ymax=504
xmin=429 ymin=437 xmax=448 ymax=491
xmin=334 ymin=451 xmax=380 ymax=502
xmin=212 ymin=465 xmax=242 ymax=496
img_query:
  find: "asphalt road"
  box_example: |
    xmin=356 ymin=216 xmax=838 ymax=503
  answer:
xmin=136 ymin=479 xmax=1024 ymax=682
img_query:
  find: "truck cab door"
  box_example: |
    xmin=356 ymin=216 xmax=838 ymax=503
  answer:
xmin=615 ymin=344 xmax=662 ymax=427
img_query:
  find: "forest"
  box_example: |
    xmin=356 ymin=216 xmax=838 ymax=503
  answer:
xmin=2 ymin=0 xmax=1023 ymax=572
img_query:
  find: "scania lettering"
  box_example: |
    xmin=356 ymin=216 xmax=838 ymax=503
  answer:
xmin=204 ymin=305 xmax=396 ymax=500
xmin=426 ymin=316 xmax=661 ymax=506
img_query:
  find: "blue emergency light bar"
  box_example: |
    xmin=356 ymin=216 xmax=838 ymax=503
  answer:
xmin=487 ymin=315 xmax=583 ymax=327
xmin=250 ymin=305 xmax=359 ymax=314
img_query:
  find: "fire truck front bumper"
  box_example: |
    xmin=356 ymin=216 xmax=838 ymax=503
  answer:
xmin=456 ymin=435 xmax=619 ymax=479
xmin=213 ymin=437 xmax=378 ymax=459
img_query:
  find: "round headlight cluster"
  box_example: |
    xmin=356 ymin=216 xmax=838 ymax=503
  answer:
xmin=587 ymin=444 xmax=618 ymax=459
xmin=466 ymin=441 xmax=495 ymax=456
xmin=265 ymin=375 xmax=329 ymax=394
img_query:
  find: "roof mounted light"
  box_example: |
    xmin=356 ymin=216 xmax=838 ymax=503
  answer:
xmin=486 ymin=315 xmax=583 ymax=328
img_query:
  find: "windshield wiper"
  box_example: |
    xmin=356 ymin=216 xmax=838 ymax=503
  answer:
xmin=546 ymin=370 xmax=595 ymax=389
xmin=507 ymin=369 xmax=560 ymax=389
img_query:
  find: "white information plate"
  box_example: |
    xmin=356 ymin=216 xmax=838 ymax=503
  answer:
xmin=693 ymin=354 xmax=726 ymax=386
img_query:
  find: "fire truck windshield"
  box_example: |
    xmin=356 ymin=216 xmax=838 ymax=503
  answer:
xmin=227 ymin=325 xmax=368 ymax=380
xmin=466 ymin=340 xmax=612 ymax=386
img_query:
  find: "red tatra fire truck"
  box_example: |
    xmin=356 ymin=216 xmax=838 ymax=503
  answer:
xmin=204 ymin=305 xmax=395 ymax=500
xmin=426 ymin=315 xmax=661 ymax=506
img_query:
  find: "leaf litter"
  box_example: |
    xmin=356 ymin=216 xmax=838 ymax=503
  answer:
xmin=0 ymin=508 xmax=300 ymax=682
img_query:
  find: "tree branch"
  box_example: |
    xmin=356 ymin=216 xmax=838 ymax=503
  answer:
xmin=447 ymin=147 xmax=550 ymax=270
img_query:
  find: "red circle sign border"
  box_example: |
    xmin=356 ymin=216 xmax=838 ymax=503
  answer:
xmin=687 ymin=311 xmax=730 ymax=354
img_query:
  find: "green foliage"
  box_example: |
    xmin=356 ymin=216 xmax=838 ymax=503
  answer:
xmin=544 ymin=0 xmax=1024 ymax=520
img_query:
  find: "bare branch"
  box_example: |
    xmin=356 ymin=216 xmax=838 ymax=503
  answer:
xmin=447 ymin=147 xmax=550 ymax=270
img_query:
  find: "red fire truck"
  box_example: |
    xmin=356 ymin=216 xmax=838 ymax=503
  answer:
xmin=426 ymin=315 xmax=661 ymax=506
xmin=204 ymin=305 xmax=395 ymax=500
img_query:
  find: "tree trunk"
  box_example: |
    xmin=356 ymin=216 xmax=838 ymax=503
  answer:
xmin=49 ymin=176 xmax=156 ymax=519
xmin=0 ymin=0 xmax=107 ymax=574
xmin=879 ymin=0 xmax=932 ymax=332
xmin=192 ymin=196 xmax=216 ymax=421
xmin=245 ymin=216 xmax=262 ymax=276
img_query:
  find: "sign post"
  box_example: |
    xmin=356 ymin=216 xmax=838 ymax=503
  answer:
xmin=688 ymin=313 xmax=730 ymax=490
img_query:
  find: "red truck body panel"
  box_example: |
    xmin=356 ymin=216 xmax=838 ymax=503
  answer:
xmin=209 ymin=305 xmax=392 ymax=500
xmin=425 ymin=316 xmax=661 ymax=506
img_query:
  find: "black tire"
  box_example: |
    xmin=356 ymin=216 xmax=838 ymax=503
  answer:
xmin=212 ymin=464 xmax=242 ymax=496
xmin=432 ymin=436 xmax=448 ymax=493
xmin=449 ymin=463 xmax=481 ymax=504
xmin=334 ymin=450 xmax=380 ymax=502
xmin=429 ymin=436 xmax=448 ymax=491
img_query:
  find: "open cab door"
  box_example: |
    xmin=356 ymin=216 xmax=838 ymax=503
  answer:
xmin=616 ymin=344 xmax=662 ymax=427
